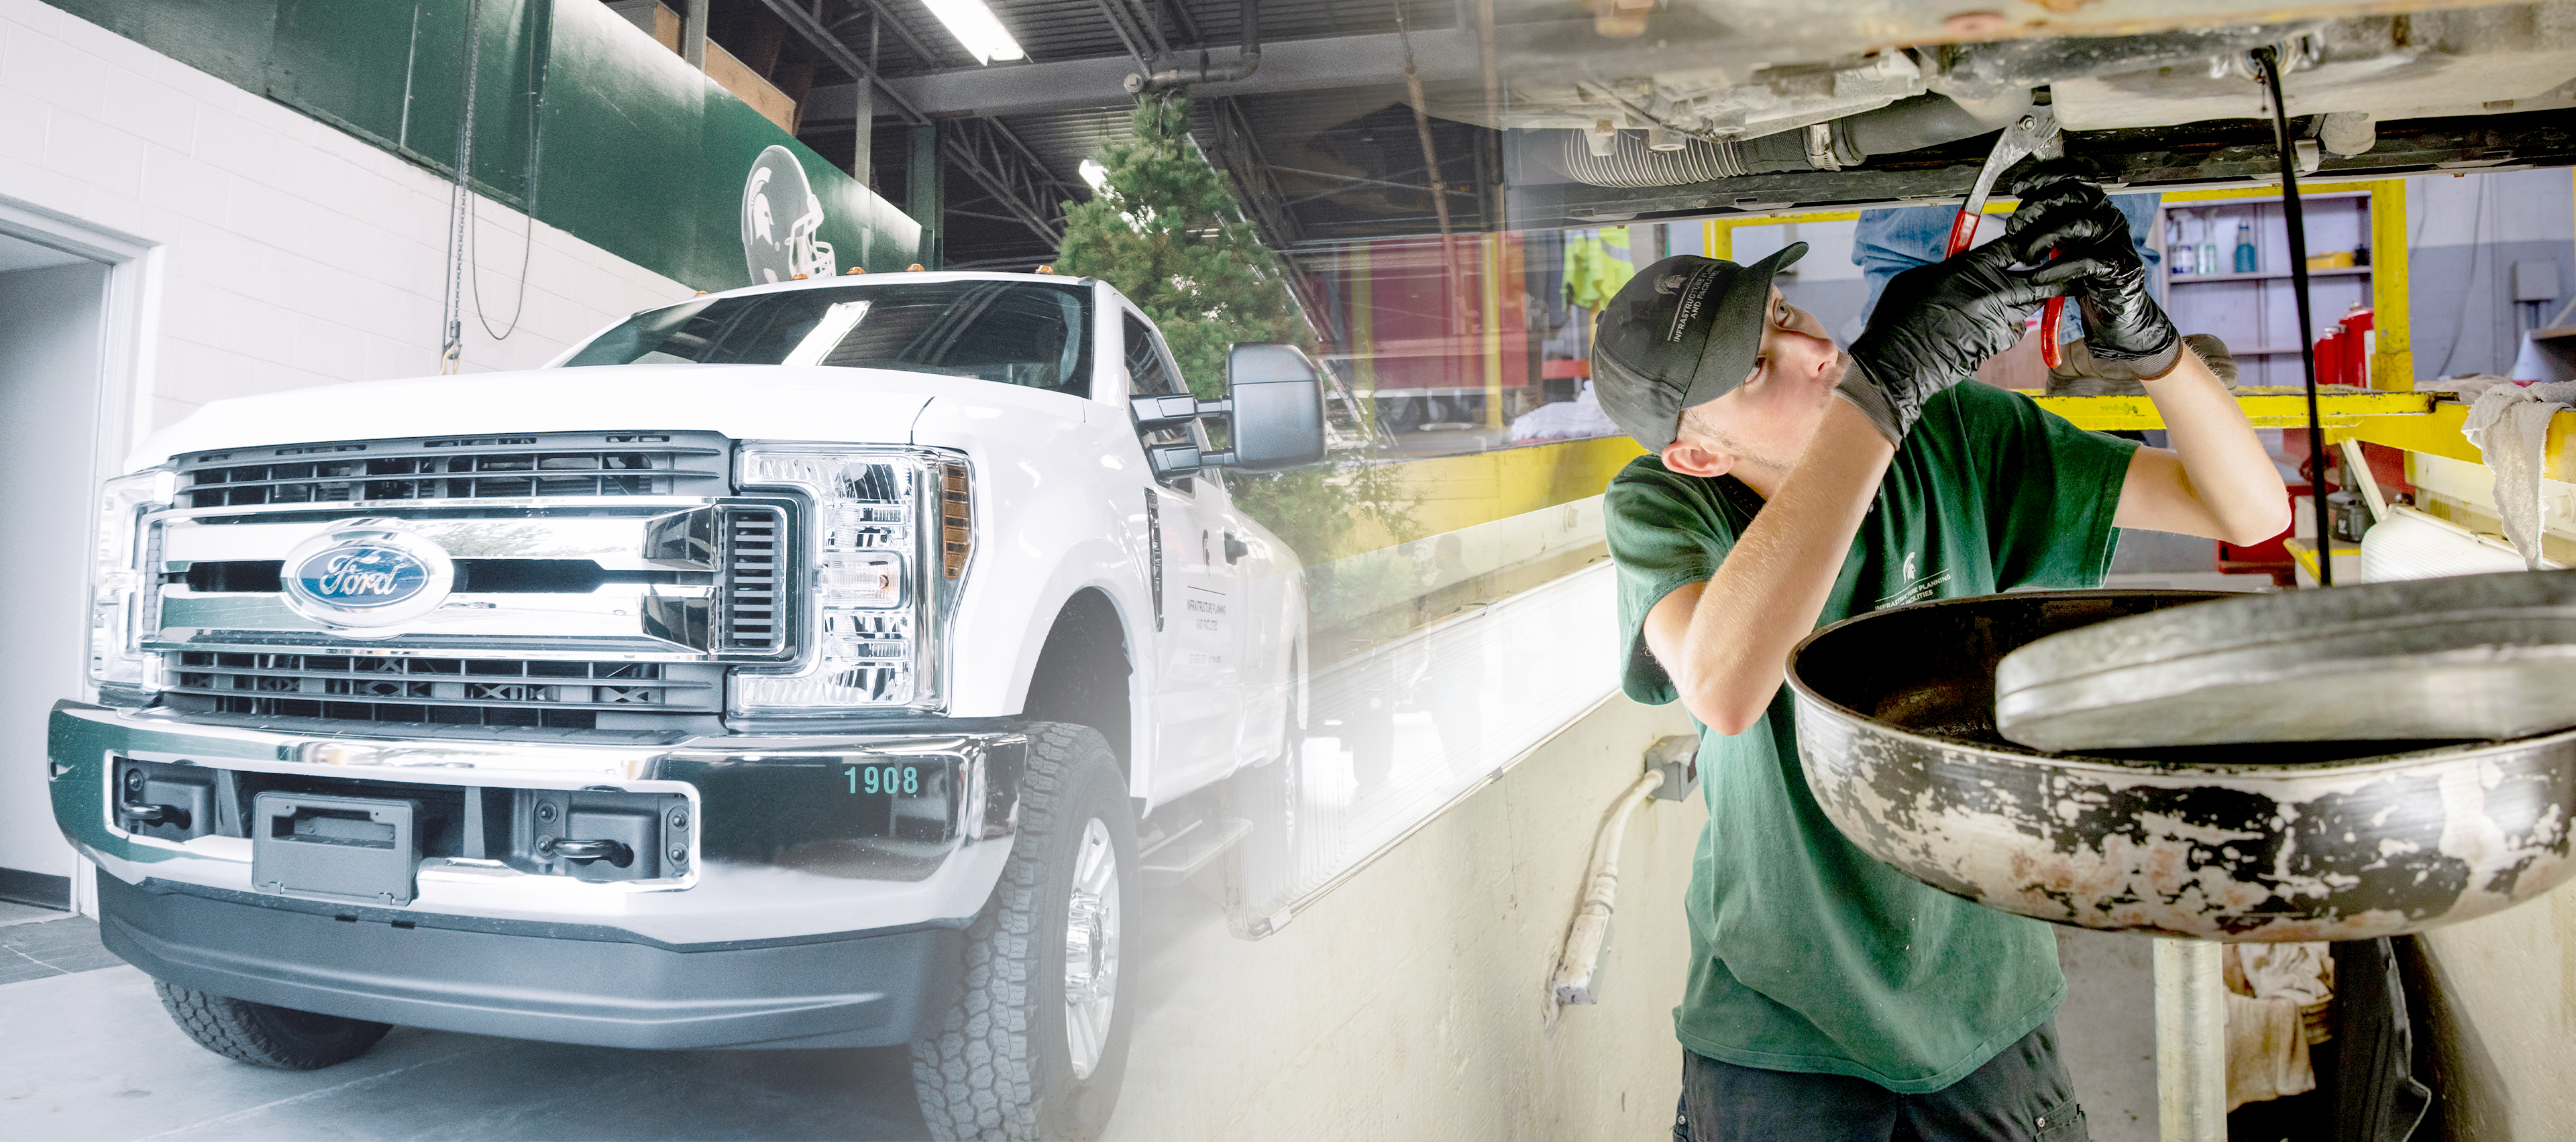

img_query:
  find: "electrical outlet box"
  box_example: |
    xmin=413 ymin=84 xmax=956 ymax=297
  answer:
xmin=2515 ymin=259 xmax=2560 ymax=303
xmin=1646 ymin=734 xmax=1699 ymax=801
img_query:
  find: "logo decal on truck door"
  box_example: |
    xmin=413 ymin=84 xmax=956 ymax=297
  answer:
xmin=1145 ymin=489 xmax=1164 ymax=631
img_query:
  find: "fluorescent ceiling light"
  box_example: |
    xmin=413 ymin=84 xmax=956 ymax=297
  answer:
xmin=1079 ymin=159 xmax=1110 ymax=195
xmin=920 ymin=0 xmax=1024 ymax=64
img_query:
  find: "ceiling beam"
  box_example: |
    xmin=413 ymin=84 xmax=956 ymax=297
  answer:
xmin=802 ymin=29 xmax=1479 ymax=120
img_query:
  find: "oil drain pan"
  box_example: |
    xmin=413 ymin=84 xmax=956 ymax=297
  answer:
xmin=1788 ymin=589 xmax=2576 ymax=941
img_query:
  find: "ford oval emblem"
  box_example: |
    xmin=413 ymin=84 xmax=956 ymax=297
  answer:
xmin=278 ymin=519 xmax=455 ymax=632
xmin=292 ymin=545 xmax=431 ymax=607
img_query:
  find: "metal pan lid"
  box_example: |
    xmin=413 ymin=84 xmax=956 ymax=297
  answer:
xmin=1994 ymin=570 xmax=2576 ymax=752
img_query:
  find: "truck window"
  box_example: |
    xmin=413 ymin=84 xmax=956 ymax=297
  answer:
xmin=1123 ymin=313 xmax=1183 ymax=398
xmin=561 ymin=280 xmax=1093 ymax=396
xmin=1123 ymin=312 xmax=1205 ymax=492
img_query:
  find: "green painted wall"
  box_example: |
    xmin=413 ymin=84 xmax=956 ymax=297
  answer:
xmin=44 ymin=0 xmax=919 ymax=288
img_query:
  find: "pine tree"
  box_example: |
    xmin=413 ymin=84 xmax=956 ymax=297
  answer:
xmin=1058 ymin=93 xmax=1415 ymax=565
xmin=1056 ymin=93 xmax=1300 ymax=399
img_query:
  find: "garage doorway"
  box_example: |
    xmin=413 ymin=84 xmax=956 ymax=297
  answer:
xmin=0 ymin=201 xmax=154 ymax=917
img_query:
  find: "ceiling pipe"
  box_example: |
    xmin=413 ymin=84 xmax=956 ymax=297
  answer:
xmin=1126 ymin=0 xmax=1260 ymax=93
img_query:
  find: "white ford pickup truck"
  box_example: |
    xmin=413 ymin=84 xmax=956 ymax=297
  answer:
xmin=50 ymin=271 xmax=1323 ymax=1140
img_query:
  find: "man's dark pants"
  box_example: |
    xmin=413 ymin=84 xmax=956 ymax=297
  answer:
xmin=1673 ymin=1018 xmax=2088 ymax=1141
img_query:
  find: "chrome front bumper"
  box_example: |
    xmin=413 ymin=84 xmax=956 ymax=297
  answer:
xmin=48 ymin=701 xmax=1022 ymax=946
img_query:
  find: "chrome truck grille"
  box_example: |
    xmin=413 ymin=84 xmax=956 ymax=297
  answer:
xmin=178 ymin=434 xmax=727 ymax=508
xmin=146 ymin=431 xmax=794 ymax=739
xmin=168 ymin=654 xmax=724 ymax=730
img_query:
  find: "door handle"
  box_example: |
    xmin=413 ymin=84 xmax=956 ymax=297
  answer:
xmin=1223 ymin=532 xmax=1250 ymax=564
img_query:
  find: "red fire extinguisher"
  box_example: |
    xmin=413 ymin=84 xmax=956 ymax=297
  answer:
xmin=2314 ymin=325 xmax=2347 ymax=388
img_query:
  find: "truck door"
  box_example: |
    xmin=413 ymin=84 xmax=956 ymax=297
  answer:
xmin=1225 ymin=502 xmax=1299 ymax=768
xmin=1122 ymin=312 xmax=1246 ymax=797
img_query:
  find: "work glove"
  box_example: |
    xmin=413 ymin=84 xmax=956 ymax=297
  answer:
xmin=2004 ymin=168 xmax=2183 ymax=379
xmin=1839 ymin=239 xmax=2065 ymax=445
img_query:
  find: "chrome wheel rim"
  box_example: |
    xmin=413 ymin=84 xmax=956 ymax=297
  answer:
xmin=1062 ymin=816 xmax=1121 ymax=1080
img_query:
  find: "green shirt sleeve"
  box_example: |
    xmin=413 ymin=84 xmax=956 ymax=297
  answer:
xmin=1948 ymin=383 xmax=2138 ymax=590
xmin=1607 ymin=459 xmax=1736 ymax=707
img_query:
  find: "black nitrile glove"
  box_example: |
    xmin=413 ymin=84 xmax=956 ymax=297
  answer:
xmin=1839 ymin=237 xmax=2064 ymax=444
xmin=2004 ymin=169 xmax=2182 ymax=378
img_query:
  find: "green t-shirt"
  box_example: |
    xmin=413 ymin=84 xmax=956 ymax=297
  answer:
xmin=1607 ymin=381 xmax=2138 ymax=1094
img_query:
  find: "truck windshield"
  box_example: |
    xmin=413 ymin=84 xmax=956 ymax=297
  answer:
xmin=559 ymin=280 xmax=1094 ymax=395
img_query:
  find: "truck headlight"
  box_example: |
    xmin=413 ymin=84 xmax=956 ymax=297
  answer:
xmin=732 ymin=447 xmax=969 ymax=714
xmin=91 ymin=467 xmax=174 ymax=695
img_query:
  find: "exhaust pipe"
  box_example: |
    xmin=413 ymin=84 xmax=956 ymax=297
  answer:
xmin=1544 ymin=93 xmax=2005 ymax=188
xmin=1128 ymin=0 xmax=1260 ymax=93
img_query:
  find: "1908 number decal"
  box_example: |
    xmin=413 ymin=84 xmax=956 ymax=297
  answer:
xmin=847 ymin=764 xmax=920 ymax=796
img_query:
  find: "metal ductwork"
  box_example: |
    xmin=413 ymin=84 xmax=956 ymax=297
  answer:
xmin=1128 ymin=0 xmax=1260 ymax=93
xmin=1545 ymin=94 xmax=2007 ymax=188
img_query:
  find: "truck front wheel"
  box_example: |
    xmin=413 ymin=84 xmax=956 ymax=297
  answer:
xmin=911 ymin=722 xmax=1137 ymax=1141
xmin=154 ymin=980 xmax=390 ymax=1070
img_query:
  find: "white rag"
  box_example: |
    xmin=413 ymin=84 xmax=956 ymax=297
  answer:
xmin=2223 ymin=941 xmax=2336 ymax=1112
xmin=2459 ymin=380 xmax=2576 ymax=568
xmin=2224 ymin=991 xmax=2314 ymax=1112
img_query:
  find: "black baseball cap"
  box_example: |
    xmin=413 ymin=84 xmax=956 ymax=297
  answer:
xmin=1592 ymin=245 xmax=1808 ymax=451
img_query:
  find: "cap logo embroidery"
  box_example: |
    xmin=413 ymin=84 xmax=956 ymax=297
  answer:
xmin=1666 ymin=264 xmax=1722 ymax=343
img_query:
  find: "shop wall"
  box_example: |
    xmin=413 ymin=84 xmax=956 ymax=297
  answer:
xmin=0 ymin=0 xmax=708 ymax=432
xmin=1107 ymin=693 xmax=1707 ymax=1141
xmin=2407 ymin=168 xmax=2576 ymax=380
xmin=2406 ymin=882 xmax=2576 ymax=1141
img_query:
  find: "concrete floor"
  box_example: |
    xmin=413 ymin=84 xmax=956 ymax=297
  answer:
xmin=2055 ymin=929 xmax=2161 ymax=1142
xmin=0 ymin=889 xmax=2167 ymax=1141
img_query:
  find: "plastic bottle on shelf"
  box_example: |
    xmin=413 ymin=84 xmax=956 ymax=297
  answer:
xmin=2234 ymin=219 xmax=2259 ymax=274
xmin=2198 ymin=213 xmax=2221 ymax=280
xmin=2169 ymin=215 xmax=2195 ymax=276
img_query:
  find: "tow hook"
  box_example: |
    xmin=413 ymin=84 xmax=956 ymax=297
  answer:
xmin=541 ymin=836 xmax=635 ymax=868
xmin=119 ymin=801 xmax=181 ymax=827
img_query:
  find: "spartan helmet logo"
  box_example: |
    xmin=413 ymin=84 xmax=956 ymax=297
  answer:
xmin=1656 ymin=272 xmax=1691 ymax=294
xmin=741 ymin=145 xmax=837 ymax=284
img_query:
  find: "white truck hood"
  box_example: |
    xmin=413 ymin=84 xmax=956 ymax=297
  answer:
xmin=128 ymin=364 xmax=1085 ymax=470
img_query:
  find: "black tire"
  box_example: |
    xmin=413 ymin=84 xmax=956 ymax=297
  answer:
xmin=912 ymin=723 xmax=1138 ymax=1141
xmin=1375 ymin=394 xmax=1422 ymax=433
xmin=153 ymin=980 xmax=390 ymax=1070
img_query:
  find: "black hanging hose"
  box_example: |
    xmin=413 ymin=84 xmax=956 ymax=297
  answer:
xmin=2254 ymin=45 xmax=2334 ymax=587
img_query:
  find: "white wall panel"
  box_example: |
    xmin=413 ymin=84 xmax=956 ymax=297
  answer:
xmin=0 ymin=0 xmax=692 ymax=439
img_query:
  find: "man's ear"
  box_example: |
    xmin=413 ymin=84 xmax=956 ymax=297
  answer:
xmin=1661 ymin=437 xmax=1736 ymax=479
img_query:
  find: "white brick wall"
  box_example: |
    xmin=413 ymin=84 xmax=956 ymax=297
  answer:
xmin=0 ymin=0 xmax=693 ymax=433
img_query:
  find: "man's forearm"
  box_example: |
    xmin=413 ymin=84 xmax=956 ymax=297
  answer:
xmin=2125 ymin=347 xmax=2290 ymax=545
xmin=1670 ymin=400 xmax=1895 ymax=734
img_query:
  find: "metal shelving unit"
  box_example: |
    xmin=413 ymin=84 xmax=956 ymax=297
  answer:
xmin=2157 ymin=192 xmax=2376 ymax=385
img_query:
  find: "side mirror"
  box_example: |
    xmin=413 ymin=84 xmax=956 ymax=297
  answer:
xmin=1128 ymin=344 xmax=1328 ymax=478
xmin=1219 ymin=343 xmax=1328 ymax=471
